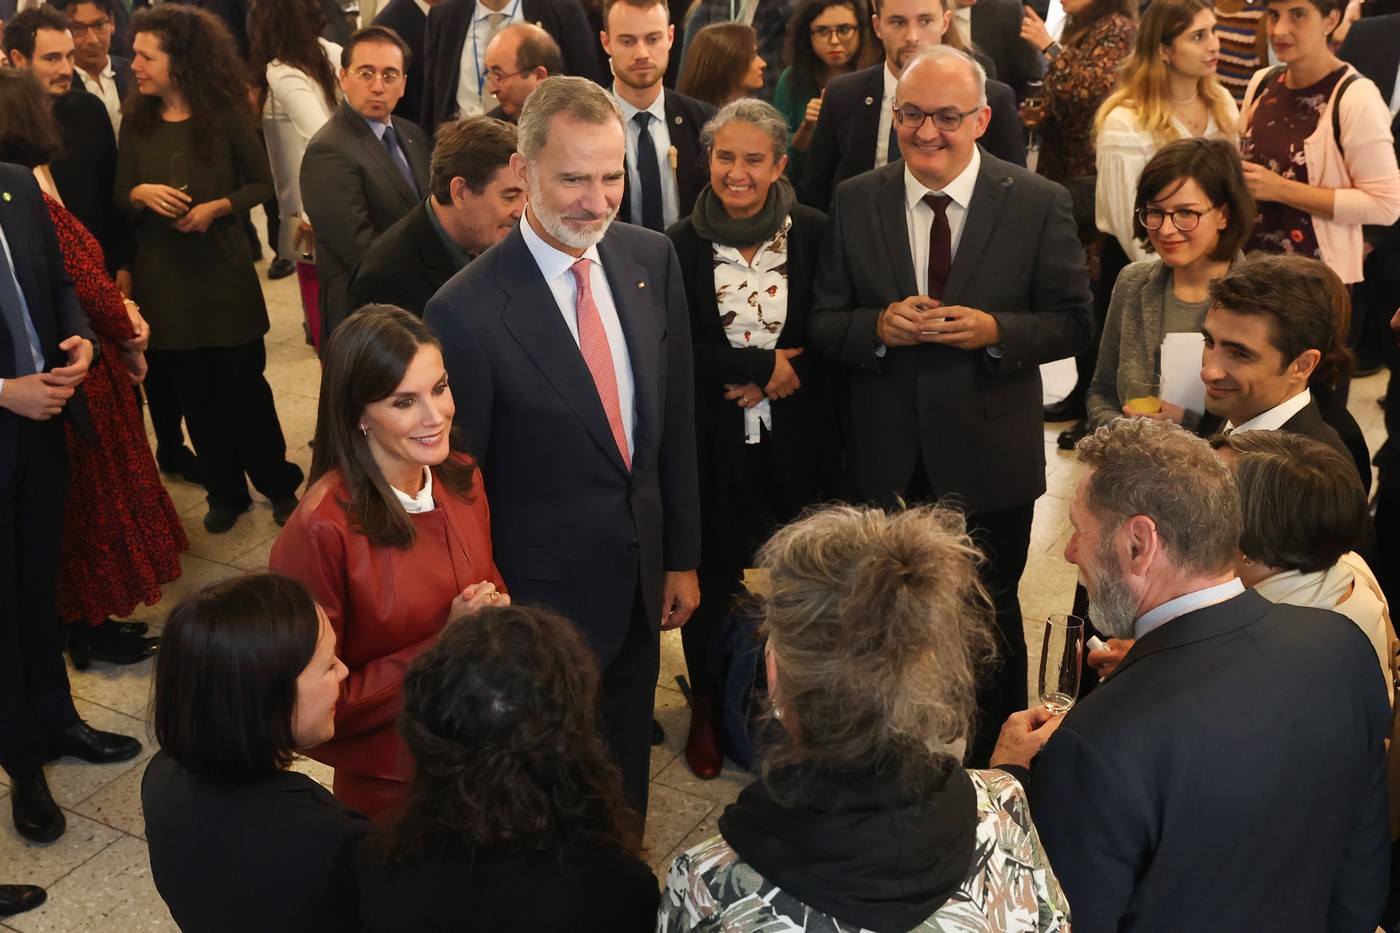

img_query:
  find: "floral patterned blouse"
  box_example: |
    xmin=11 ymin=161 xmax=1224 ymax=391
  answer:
xmin=1037 ymin=13 xmax=1137 ymax=186
xmin=657 ymin=769 xmax=1072 ymax=932
xmin=1244 ymin=65 xmax=1347 ymax=259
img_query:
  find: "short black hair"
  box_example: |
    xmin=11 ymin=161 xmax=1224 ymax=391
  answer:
xmin=1 ymin=6 xmax=72 ymax=61
xmin=1208 ymin=253 xmax=1339 ymax=372
xmin=47 ymin=0 xmax=120 ymax=20
xmin=431 ymin=115 xmax=518 ymax=201
xmin=340 ymin=24 xmax=412 ymax=70
xmin=152 ymin=574 xmax=320 ymax=782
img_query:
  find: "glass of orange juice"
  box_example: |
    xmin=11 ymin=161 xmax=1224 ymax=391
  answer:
xmin=1125 ymin=375 xmax=1162 ymax=415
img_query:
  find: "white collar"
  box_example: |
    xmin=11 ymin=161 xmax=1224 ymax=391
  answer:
xmin=903 ymin=145 xmax=981 ymax=211
xmin=390 ymin=467 xmax=435 ymax=513
xmin=1227 ymin=388 xmax=1312 ymax=434
xmin=413 ymin=0 xmax=431 ymax=14
xmin=474 ymin=0 xmax=511 ymax=21
xmin=1134 ymin=578 xmax=1245 ymax=640
xmin=953 ymin=6 xmax=971 ymax=21
xmin=520 ymin=209 xmax=604 ymax=282
xmin=613 ymin=86 xmax=666 ymax=123
xmin=882 ymin=61 xmax=898 ymax=101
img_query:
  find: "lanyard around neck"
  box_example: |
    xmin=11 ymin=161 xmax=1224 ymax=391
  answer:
xmin=471 ymin=0 xmax=524 ymax=96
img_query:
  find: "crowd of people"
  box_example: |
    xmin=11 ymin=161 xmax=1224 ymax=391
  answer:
xmin=1 ymin=0 xmax=1400 ymax=927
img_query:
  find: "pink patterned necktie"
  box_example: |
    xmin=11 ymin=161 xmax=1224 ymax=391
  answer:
xmin=569 ymin=258 xmax=631 ymax=471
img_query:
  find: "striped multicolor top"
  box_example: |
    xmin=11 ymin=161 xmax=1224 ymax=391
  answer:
xmin=1215 ymin=1 xmax=1267 ymax=104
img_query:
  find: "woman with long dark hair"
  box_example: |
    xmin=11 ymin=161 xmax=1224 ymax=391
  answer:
xmin=677 ymin=22 xmax=766 ymax=108
xmin=270 ymin=305 xmax=506 ymax=824
xmin=249 ymin=0 xmax=340 ymax=354
xmin=116 ymin=5 xmax=304 ymax=535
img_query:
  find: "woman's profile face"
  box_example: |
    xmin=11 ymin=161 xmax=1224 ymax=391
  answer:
xmin=130 ymin=31 xmax=175 ymax=99
xmin=709 ymin=120 xmax=787 ymax=220
xmin=809 ymin=4 xmax=861 ymax=70
xmin=740 ymin=50 xmax=766 ymax=93
xmin=358 ymin=343 xmax=456 ymax=486
xmin=291 ymin=607 xmax=347 ymax=749
xmin=1161 ymin=9 xmax=1220 ymax=80
xmin=1145 ymin=177 xmax=1227 ymax=269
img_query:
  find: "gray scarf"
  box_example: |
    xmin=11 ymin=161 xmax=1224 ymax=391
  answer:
xmin=690 ymin=177 xmax=796 ymax=248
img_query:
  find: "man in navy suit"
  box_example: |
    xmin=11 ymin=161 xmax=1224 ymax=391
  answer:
xmin=424 ymin=77 xmax=701 ymax=821
xmin=0 ymin=164 xmax=141 ymax=847
xmin=800 ymin=0 xmax=1026 ymax=210
xmin=992 ymin=418 xmax=1390 ymax=933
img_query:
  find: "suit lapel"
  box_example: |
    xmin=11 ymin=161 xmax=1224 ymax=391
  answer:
xmin=599 ymin=235 xmax=656 ymax=474
xmin=875 ymin=165 xmax=918 ymax=300
xmin=943 ymin=149 xmax=1010 ymax=304
xmin=497 ymin=228 xmax=631 ymax=474
xmin=341 ymin=104 xmax=418 ymax=207
xmin=1280 ymin=399 xmax=1324 ymax=436
xmin=853 ymin=68 xmax=884 ymax=172
xmin=390 ymin=117 xmax=430 ymax=196
xmin=664 ymin=92 xmax=703 ymax=213
xmin=0 ymin=193 xmax=52 ymax=354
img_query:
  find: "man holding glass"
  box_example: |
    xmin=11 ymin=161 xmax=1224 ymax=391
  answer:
xmin=302 ymin=26 xmax=432 ymax=347
xmin=809 ymin=45 xmax=1092 ymax=767
xmin=992 ymin=418 xmax=1389 ymax=933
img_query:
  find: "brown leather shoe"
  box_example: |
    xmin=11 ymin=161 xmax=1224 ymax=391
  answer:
xmin=684 ymin=696 xmax=723 ymax=780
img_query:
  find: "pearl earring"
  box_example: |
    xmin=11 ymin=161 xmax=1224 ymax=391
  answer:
xmin=359 ymin=424 xmax=368 ymax=436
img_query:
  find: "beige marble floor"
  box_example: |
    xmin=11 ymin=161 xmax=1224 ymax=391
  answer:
xmin=0 ymin=251 xmax=1389 ymax=931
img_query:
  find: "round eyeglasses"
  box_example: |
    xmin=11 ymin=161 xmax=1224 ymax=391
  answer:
xmin=1136 ymin=206 xmax=1216 ymax=232
xmin=893 ymin=104 xmax=981 ymax=132
xmin=348 ymin=67 xmax=404 ymax=86
xmin=811 ymin=23 xmax=857 ymax=39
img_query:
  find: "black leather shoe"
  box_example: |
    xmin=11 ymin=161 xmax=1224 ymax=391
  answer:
xmin=11 ymin=771 xmax=64 ymax=843
xmin=67 ymin=622 xmax=159 ymax=671
xmin=46 ymin=720 xmax=142 ymax=764
xmin=651 ymin=718 xmax=665 ymax=746
xmin=203 ymin=503 xmax=249 ymax=534
xmin=1043 ymin=394 xmax=1085 ymax=422
xmin=1057 ymin=419 xmax=1090 ymax=451
xmin=271 ymin=496 xmax=299 ymax=526
xmin=0 ymin=884 xmax=45 ymax=917
xmin=267 ymin=258 xmax=295 ymax=280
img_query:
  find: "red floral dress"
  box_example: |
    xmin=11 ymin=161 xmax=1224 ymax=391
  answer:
xmin=47 ymin=194 xmax=188 ymax=623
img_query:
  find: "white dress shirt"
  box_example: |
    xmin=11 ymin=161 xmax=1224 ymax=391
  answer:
xmin=390 ymin=467 xmax=437 ymax=513
xmin=520 ymin=214 xmax=637 ymax=456
xmin=875 ymin=63 xmax=899 ymax=168
xmin=80 ymin=59 xmax=122 ymax=134
xmin=0 ymin=220 xmax=46 ymax=401
xmin=1134 ymin=578 xmax=1245 ymax=640
xmin=903 ymin=146 xmax=981 ymax=295
xmin=951 ymin=7 xmax=972 ymax=48
xmin=615 ymin=88 xmax=681 ymax=230
xmin=454 ymin=0 xmax=523 ymax=118
xmin=1226 ymin=388 xmax=1312 ymax=434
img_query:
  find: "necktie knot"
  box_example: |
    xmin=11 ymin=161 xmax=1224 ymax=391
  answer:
xmin=569 ymin=257 xmax=592 ymax=291
xmin=486 ymin=11 xmax=507 ymax=30
xmin=923 ymin=192 xmax=952 ymax=217
xmin=633 ymin=111 xmax=652 ymax=130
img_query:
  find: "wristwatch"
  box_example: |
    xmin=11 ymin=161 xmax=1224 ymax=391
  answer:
xmin=1042 ymin=40 xmax=1062 ymax=59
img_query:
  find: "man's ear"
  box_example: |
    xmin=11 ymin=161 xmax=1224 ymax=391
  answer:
xmin=1120 ymin=514 xmax=1160 ymax=577
xmin=1289 ymin=347 xmax=1322 ymax=383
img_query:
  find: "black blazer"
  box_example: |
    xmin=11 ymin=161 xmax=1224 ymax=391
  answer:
xmin=485 ymin=102 xmax=517 ymax=123
xmin=301 ymin=101 xmax=432 ymax=341
xmin=51 ymin=88 xmax=131 ymax=276
xmin=141 ymin=752 xmax=372 ymax=933
xmin=666 ymin=203 xmax=839 ymax=539
xmin=1197 ymin=394 xmax=1371 ymax=493
xmin=969 ymin=0 xmax=1044 ymax=100
xmin=419 ymin=0 xmax=608 ymax=134
xmin=72 ymin=54 xmax=132 ymax=101
xmin=372 ymin=0 xmax=429 ymax=123
xmin=423 ymin=221 xmax=701 ymax=666
xmin=809 ymin=154 xmax=1093 ymax=512
xmin=799 ymin=62 xmax=1028 ymax=211
xmin=358 ymin=843 xmax=659 ymax=932
xmin=618 ymin=90 xmax=715 ymax=229
xmin=1026 ymin=590 xmax=1390 ymax=932
xmin=346 ymin=200 xmax=465 ymax=317
xmin=0 ymin=163 xmax=95 ymax=487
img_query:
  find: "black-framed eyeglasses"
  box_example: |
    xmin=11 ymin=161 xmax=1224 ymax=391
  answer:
xmin=1136 ymin=205 xmax=1216 ymax=231
xmin=893 ymin=104 xmax=981 ymax=132
xmin=69 ymin=18 xmax=111 ymax=37
xmin=348 ymin=67 xmax=404 ymax=86
xmin=486 ymin=67 xmax=527 ymax=82
xmin=810 ymin=23 xmax=857 ymax=39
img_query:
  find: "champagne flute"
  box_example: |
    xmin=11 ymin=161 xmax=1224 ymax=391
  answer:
xmin=1021 ymin=80 xmax=1045 ymax=152
xmin=1039 ymin=613 xmax=1084 ymax=714
xmin=170 ymin=153 xmax=189 ymax=194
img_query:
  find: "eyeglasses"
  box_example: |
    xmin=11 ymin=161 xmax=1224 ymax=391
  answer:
xmin=810 ymin=23 xmax=857 ymax=39
xmin=893 ymin=104 xmax=981 ymax=132
xmin=1136 ymin=206 xmax=1215 ymax=231
xmin=348 ymin=67 xmax=404 ymax=86
xmin=69 ymin=17 xmax=111 ymax=37
xmin=485 ymin=67 xmax=527 ymax=82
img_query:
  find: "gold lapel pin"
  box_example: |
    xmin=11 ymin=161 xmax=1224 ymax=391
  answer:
xmin=2 ymin=192 xmax=10 ymax=202
xmin=638 ymin=281 xmax=646 ymax=288
xmin=864 ymin=96 xmax=874 ymax=105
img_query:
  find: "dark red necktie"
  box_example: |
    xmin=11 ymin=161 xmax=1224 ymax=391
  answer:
xmin=924 ymin=193 xmax=951 ymax=301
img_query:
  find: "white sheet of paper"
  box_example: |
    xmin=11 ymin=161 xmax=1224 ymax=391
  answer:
xmin=1160 ymin=332 xmax=1206 ymax=415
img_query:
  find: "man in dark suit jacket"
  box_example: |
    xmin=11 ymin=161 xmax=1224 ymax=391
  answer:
xmin=483 ymin=21 xmax=561 ymax=122
xmin=419 ymin=0 xmax=608 ymax=134
xmin=992 ymin=418 xmax=1390 ymax=932
xmin=49 ymin=0 xmax=131 ymax=130
xmin=800 ymin=0 xmax=1026 ymax=210
xmin=952 ymin=0 xmax=1043 ymax=99
xmin=348 ymin=115 xmax=522 ymax=315
xmin=424 ymin=77 xmax=701 ymax=819
xmin=0 ymin=164 xmax=141 ymax=846
xmin=302 ymin=26 xmax=432 ymax=345
xmin=601 ymin=0 xmax=714 ymax=231
xmin=372 ymin=0 xmax=439 ymax=122
xmin=810 ymin=47 xmax=1092 ymax=766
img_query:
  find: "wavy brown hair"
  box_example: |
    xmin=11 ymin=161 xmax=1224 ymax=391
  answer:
xmin=678 ymin=22 xmax=758 ymax=108
xmin=0 ymin=68 xmax=62 ymax=167
xmin=782 ymin=0 xmax=879 ymax=103
xmin=756 ymin=504 xmax=997 ymax=785
xmin=248 ymin=0 xmax=338 ymax=109
xmin=370 ymin=604 xmax=637 ymax=862
xmin=124 ymin=6 xmax=250 ymax=163
xmin=310 ymin=304 xmax=477 ymax=549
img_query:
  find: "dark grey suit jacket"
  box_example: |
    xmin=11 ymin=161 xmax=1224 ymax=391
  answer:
xmin=346 ymin=200 xmax=464 ymax=318
xmin=423 ymin=221 xmax=701 ymax=665
xmin=1026 ymin=590 xmax=1390 ymax=933
xmin=809 ymin=152 xmax=1093 ymax=513
xmin=300 ymin=101 xmax=432 ymax=343
xmin=969 ymin=0 xmax=1044 ymax=100
xmin=799 ymin=62 xmax=1028 ymax=211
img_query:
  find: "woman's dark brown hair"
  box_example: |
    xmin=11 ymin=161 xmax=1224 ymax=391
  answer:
xmin=1133 ymin=137 xmax=1255 ymax=260
xmin=782 ymin=0 xmax=879 ymax=103
xmin=248 ymin=0 xmax=338 ymax=110
xmin=371 ymin=604 xmax=637 ymax=862
xmin=0 ymin=68 xmax=62 ymax=167
xmin=152 ymin=574 xmax=320 ymax=782
xmin=310 ymin=304 xmax=476 ymax=549
xmin=124 ymin=5 xmax=251 ymax=163
xmin=1061 ymin=0 xmax=1138 ymax=47
xmin=678 ymin=22 xmax=759 ymax=108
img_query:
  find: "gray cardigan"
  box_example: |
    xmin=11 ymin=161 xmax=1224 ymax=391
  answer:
xmin=1086 ymin=255 xmax=1243 ymax=431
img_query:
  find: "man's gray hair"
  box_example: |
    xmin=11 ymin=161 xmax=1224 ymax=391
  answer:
xmin=1076 ymin=419 xmax=1241 ymax=576
xmin=516 ymin=75 xmax=624 ymax=161
xmin=699 ymin=98 xmax=789 ymax=161
xmin=899 ymin=45 xmax=987 ymax=110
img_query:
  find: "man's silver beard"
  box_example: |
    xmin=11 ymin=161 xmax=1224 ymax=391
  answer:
xmin=527 ymin=166 xmax=615 ymax=250
xmin=1084 ymin=538 xmax=1138 ymax=639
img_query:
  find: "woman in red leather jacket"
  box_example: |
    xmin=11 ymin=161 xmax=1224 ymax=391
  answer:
xmin=270 ymin=304 xmax=507 ymax=823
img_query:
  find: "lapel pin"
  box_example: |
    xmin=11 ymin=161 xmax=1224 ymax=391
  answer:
xmin=674 ymin=115 xmax=683 ymax=124
xmin=2 ymin=192 xmax=10 ymax=202
xmin=638 ymin=281 xmax=646 ymax=288
xmin=864 ymin=96 xmax=874 ymax=105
